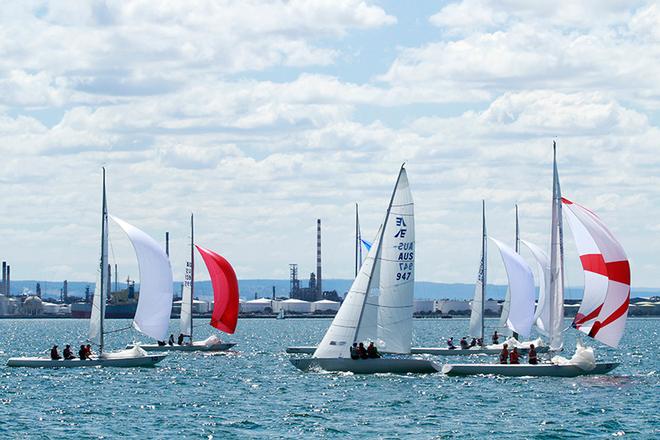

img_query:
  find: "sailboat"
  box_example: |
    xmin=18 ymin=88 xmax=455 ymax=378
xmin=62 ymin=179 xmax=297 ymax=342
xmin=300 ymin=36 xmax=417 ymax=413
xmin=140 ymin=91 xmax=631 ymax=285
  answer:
xmin=8 ymin=169 xmax=169 ymax=368
xmin=290 ymin=165 xmax=440 ymax=374
xmin=130 ymin=213 xmax=238 ymax=352
xmin=442 ymin=143 xmax=628 ymax=377
xmin=276 ymin=308 xmax=286 ymax=320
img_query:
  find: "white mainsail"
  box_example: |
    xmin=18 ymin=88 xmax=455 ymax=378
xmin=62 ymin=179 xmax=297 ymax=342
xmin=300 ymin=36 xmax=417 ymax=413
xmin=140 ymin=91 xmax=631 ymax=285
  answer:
xmin=180 ymin=214 xmax=194 ymax=339
xmin=376 ymin=169 xmax=415 ymax=354
xmin=314 ymin=165 xmax=413 ymax=358
xmin=468 ymin=201 xmax=486 ymax=340
xmin=110 ymin=215 xmax=174 ymax=342
xmin=548 ymin=143 xmax=565 ymax=351
xmin=89 ymin=170 xmax=109 ymax=350
xmin=490 ymin=237 xmax=536 ymax=338
xmin=520 ymin=240 xmax=551 ymax=334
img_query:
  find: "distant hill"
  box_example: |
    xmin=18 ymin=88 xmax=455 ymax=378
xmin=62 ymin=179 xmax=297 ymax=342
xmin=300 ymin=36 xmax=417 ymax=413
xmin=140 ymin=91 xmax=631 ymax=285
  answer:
xmin=9 ymin=279 xmax=658 ymax=301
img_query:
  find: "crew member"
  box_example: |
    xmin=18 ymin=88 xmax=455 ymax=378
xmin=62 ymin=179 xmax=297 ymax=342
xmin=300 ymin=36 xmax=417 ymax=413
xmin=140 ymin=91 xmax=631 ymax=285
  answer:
xmin=460 ymin=337 xmax=469 ymax=350
xmin=79 ymin=345 xmax=88 ymax=360
xmin=358 ymin=342 xmax=368 ymax=359
xmin=492 ymin=331 xmax=499 ymax=345
xmin=447 ymin=337 xmax=456 ymax=349
xmin=168 ymin=334 xmax=175 ymax=346
xmin=499 ymin=343 xmax=509 ymax=364
xmin=350 ymin=343 xmax=359 ymax=360
xmin=50 ymin=345 xmax=61 ymax=360
xmin=63 ymin=344 xmax=75 ymax=360
xmin=509 ymin=347 xmax=520 ymax=364
xmin=367 ymin=342 xmax=381 ymax=359
xmin=177 ymin=333 xmax=185 ymax=345
xmin=528 ymin=344 xmax=538 ymax=365
xmin=469 ymin=338 xmax=477 ymax=348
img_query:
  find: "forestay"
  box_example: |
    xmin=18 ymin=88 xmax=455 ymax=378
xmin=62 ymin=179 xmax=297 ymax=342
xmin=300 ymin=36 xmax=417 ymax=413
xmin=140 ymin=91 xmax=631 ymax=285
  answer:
xmin=490 ymin=237 xmax=536 ymax=338
xmin=111 ymin=216 xmax=174 ymax=341
xmin=521 ymin=240 xmax=551 ymax=335
xmin=562 ymin=198 xmax=630 ymax=348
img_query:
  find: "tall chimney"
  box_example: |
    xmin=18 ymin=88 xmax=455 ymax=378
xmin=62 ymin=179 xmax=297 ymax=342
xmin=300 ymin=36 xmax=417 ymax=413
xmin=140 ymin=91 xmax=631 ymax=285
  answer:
xmin=316 ymin=219 xmax=322 ymax=295
xmin=165 ymin=232 xmax=170 ymax=257
xmin=63 ymin=280 xmax=68 ymax=303
xmin=1 ymin=261 xmax=6 ymax=295
xmin=107 ymin=264 xmax=112 ymax=297
xmin=6 ymin=265 xmax=10 ymax=297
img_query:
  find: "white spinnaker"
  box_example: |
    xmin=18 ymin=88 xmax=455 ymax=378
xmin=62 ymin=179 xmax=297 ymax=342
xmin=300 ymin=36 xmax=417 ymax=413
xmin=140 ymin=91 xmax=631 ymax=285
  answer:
xmin=110 ymin=216 xmax=174 ymax=342
xmin=313 ymin=227 xmax=383 ymax=359
xmin=469 ymin=202 xmax=486 ymax=339
xmin=498 ymin=289 xmax=512 ymax=335
xmin=376 ymin=169 xmax=415 ymax=354
xmin=563 ymin=205 xmax=608 ymax=334
xmin=521 ymin=240 xmax=551 ymax=334
xmin=180 ymin=260 xmax=193 ymax=337
xmin=89 ymin=199 xmax=108 ymax=347
xmin=548 ymin=146 xmax=564 ymax=351
xmin=563 ymin=199 xmax=630 ymax=348
xmin=490 ymin=237 xmax=536 ymax=338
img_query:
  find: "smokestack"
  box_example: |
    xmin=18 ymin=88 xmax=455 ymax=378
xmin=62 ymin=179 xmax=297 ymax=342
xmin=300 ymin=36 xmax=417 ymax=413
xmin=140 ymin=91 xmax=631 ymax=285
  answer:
xmin=114 ymin=264 xmax=118 ymax=293
xmin=165 ymin=232 xmax=170 ymax=257
xmin=1 ymin=261 xmax=6 ymax=296
xmin=107 ymin=264 xmax=112 ymax=297
xmin=63 ymin=280 xmax=68 ymax=303
xmin=316 ymin=219 xmax=322 ymax=295
xmin=6 ymin=265 xmax=10 ymax=297
xmin=272 ymin=285 xmax=276 ymax=300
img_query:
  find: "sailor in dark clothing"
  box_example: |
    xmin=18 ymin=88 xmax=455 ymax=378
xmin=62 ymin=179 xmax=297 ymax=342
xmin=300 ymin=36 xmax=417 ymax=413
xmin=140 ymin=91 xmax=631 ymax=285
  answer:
xmin=79 ymin=345 xmax=88 ymax=360
xmin=447 ymin=337 xmax=456 ymax=349
xmin=509 ymin=347 xmax=520 ymax=364
xmin=63 ymin=344 xmax=75 ymax=360
xmin=459 ymin=337 xmax=469 ymax=350
xmin=157 ymin=340 xmax=166 ymax=346
xmin=177 ymin=333 xmax=185 ymax=345
xmin=492 ymin=330 xmax=499 ymax=345
xmin=469 ymin=338 xmax=477 ymax=348
xmin=168 ymin=334 xmax=175 ymax=346
xmin=358 ymin=342 xmax=368 ymax=359
xmin=499 ymin=343 xmax=509 ymax=364
xmin=50 ymin=345 xmax=62 ymax=360
xmin=367 ymin=342 xmax=381 ymax=359
xmin=528 ymin=344 xmax=538 ymax=365
xmin=350 ymin=343 xmax=359 ymax=360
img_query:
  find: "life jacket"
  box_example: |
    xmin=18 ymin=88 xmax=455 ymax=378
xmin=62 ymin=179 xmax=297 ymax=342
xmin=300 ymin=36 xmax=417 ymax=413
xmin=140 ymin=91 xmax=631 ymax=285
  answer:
xmin=499 ymin=349 xmax=508 ymax=363
xmin=528 ymin=349 xmax=538 ymax=364
xmin=510 ymin=351 xmax=520 ymax=364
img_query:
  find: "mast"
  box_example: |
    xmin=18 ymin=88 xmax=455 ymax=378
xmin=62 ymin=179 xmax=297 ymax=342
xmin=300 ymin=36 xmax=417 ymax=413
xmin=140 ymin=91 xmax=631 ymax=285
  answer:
xmin=481 ymin=200 xmax=487 ymax=341
xmin=190 ymin=213 xmax=195 ymax=343
xmin=512 ymin=204 xmax=519 ymax=340
xmin=355 ymin=203 xmax=360 ymax=277
xmin=99 ymin=167 xmax=107 ymax=354
xmin=353 ymin=164 xmax=405 ymax=343
xmin=548 ymin=141 xmax=565 ymax=350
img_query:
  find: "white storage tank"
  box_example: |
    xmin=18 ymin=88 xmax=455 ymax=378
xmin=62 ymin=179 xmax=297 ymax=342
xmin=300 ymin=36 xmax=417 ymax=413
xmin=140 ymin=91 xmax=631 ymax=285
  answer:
xmin=281 ymin=298 xmax=312 ymax=314
xmin=312 ymin=299 xmax=340 ymax=313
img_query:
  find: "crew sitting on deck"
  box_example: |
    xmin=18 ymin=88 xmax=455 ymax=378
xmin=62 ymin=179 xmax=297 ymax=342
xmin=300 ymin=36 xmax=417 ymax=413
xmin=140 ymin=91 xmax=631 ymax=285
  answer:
xmin=477 ymin=338 xmax=484 ymax=347
xmin=447 ymin=337 xmax=456 ymax=349
xmin=50 ymin=345 xmax=61 ymax=360
xmin=492 ymin=331 xmax=499 ymax=345
xmin=79 ymin=345 xmax=88 ymax=360
xmin=177 ymin=333 xmax=185 ymax=345
xmin=85 ymin=344 xmax=93 ymax=358
xmin=157 ymin=340 xmax=166 ymax=346
xmin=460 ymin=337 xmax=469 ymax=350
xmin=469 ymin=338 xmax=477 ymax=348
xmin=358 ymin=342 xmax=368 ymax=359
xmin=350 ymin=343 xmax=359 ymax=360
xmin=499 ymin=343 xmax=509 ymax=364
xmin=509 ymin=347 xmax=520 ymax=364
xmin=168 ymin=334 xmax=175 ymax=346
xmin=63 ymin=344 xmax=76 ymax=360
xmin=367 ymin=342 xmax=381 ymax=359
xmin=528 ymin=344 xmax=538 ymax=365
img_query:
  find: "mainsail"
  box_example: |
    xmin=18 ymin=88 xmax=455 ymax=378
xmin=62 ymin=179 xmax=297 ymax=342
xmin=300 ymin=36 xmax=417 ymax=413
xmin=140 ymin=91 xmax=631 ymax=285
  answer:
xmin=490 ymin=237 xmax=536 ymax=338
xmin=314 ymin=166 xmax=414 ymax=358
xmin=548 ymin=143 xmax=565 ymax=351
xmin=111 ymin=215 xmax=174 ymax=342
xmin=563 ymin=198 xmax=630 ymax=347
xmin=180 ymin=214 xmax=194 ymax=339
xmin=89 ymin=169 xmax=109 ymax=350
xmin=195 ymin=245 xmax=239 ymax=334
xmin=468 ymin=201 xmax=486 ymax=340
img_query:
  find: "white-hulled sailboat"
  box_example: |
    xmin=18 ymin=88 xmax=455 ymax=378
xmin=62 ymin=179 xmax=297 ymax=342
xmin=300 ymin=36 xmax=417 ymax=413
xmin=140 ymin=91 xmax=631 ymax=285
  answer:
xmin=129 ymin=213 xmax=238 ymax=352
xmin=290 ymin=165 xmax=440 ymax=374
xmin=8 ymin=169 xmax=169 ymax=368
xmin=442 ymin=143 xmax=627 ymax=377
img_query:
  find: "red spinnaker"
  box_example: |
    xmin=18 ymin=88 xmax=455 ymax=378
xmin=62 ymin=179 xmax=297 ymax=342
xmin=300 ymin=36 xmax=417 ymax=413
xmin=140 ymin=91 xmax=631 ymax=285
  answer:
xmin=195 ymin=245 xmax=239 ymax=334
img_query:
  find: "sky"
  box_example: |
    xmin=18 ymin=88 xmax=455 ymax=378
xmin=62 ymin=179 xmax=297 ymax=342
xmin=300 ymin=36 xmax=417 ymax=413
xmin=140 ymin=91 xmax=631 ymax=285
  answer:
xmin=1 ymin=1 xmax=659 ymax=288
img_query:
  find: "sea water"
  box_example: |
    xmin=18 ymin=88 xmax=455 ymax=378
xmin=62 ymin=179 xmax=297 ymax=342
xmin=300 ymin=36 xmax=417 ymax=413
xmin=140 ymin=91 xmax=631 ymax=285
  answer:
xmin=0 ymin=318 xmax=657 ymax=438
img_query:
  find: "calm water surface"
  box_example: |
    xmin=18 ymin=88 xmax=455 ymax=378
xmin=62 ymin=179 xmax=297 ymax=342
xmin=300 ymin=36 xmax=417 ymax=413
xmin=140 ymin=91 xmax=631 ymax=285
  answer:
xmin=0 ymin=318 xmax=657 ymax=439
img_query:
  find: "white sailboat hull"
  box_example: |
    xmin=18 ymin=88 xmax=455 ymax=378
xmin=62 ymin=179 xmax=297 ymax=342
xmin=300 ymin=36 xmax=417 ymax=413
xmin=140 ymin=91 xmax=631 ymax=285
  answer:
xmin=290 ymin=357 xmax=440 ymax=374
xmin=441 ymin=362 xmax=619 ymax=377
xmin=126 ymin=342 xmax=236 ymax=352
xmin=286 ymin=345 xmax=549 ymax=356
xmin=7 ymin=354 xmax=166 ymax=368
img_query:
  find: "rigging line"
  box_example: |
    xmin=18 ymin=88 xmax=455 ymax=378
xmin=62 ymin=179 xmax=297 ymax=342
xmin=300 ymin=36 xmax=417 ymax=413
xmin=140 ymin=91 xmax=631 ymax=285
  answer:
xmin=103 ymin=325 xmax=132 ymax=335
